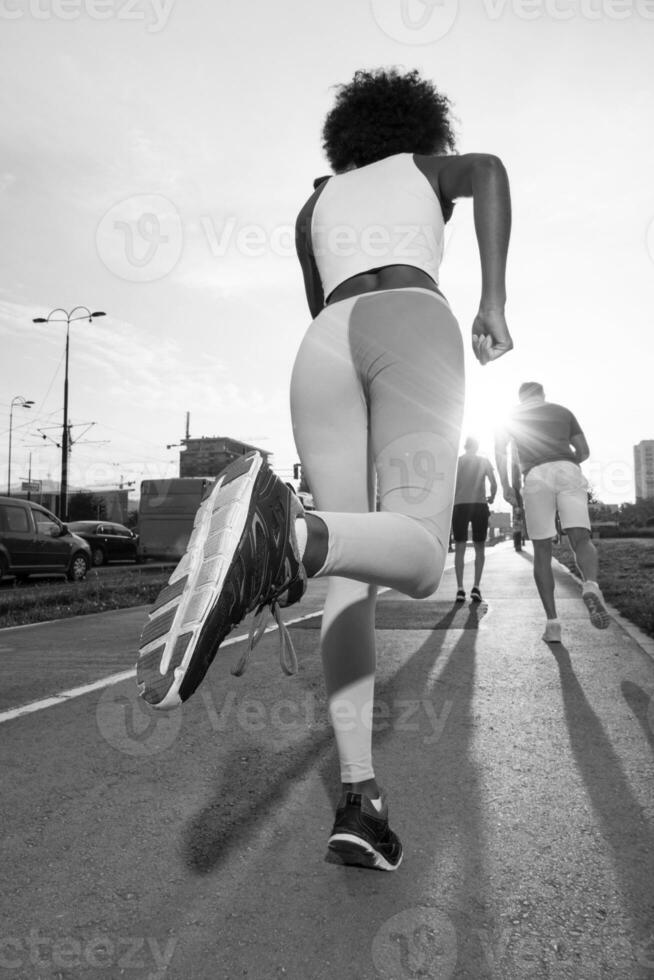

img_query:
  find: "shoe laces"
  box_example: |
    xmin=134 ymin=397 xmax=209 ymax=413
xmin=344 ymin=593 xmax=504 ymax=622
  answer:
xmin=231 ymin=599 xmax=298 ymax=677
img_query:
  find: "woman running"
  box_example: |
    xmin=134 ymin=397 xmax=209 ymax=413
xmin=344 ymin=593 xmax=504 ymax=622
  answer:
xmin=137 ymin=68 xmax=512 ymax=872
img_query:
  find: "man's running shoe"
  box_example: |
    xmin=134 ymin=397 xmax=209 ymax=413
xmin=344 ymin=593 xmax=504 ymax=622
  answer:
xmin=455 ymin=589 xmax=466 ymax=603
xmin=581 ymin=581 xmax=610 ymax=630
xmin=542 ymin=618 xmax=562 ymax=643
xmin=470 ymin=586 xmax=482 ymax=602
xmin=327 ymin=792 xmax=403 ymax=872
xmin=136 ymin=452 xmax=306 ymax=710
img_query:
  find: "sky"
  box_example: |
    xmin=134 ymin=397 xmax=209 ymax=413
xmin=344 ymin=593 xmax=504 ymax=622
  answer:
xmin=1 ymin=0 xmax=653 ymax=508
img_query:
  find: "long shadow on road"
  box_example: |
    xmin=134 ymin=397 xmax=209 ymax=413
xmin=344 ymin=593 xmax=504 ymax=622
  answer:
xmin=552 ymin=644 xmax=654 ymax=955
xmin=180 ymin=596 xmax=490 ymax=975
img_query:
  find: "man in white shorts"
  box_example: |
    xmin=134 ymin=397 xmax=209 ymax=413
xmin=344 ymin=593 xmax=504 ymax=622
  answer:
xmin=495 ymin=382 xmax=609 ymax=642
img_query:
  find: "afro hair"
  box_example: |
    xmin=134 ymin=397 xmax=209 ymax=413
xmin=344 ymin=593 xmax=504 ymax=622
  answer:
xmin=322 ymin=67 xmax=457 ymax=173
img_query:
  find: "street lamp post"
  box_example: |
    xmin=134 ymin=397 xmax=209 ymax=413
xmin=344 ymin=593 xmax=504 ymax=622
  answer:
xmin=7 ymin=396 xmax=35 ymax=496
xmin=32 ymin=307 xmax=106 ymax=520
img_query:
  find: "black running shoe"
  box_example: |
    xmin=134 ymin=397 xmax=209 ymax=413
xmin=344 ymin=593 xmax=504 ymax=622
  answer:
xmin=327 ymin=792 xmax=403 ymax=871
xmin=136 ymin=451 xmax=306 ymax=710
xmin=470 ymin=586 xmax=482 ymax=602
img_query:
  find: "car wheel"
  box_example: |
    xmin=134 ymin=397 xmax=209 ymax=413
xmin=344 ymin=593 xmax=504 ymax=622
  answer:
xmin=67 ymin=552 xmax=90 ymax=582
xmin=91 ymin=547 xmax=106 ymax=567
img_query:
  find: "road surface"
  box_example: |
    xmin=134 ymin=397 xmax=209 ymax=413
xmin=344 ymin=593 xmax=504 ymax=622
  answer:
xmin=1 ymin=544 xmax=653 ymax=979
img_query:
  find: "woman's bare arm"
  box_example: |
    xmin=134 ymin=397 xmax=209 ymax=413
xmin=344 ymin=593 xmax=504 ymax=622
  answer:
xmin=424 ymin=153 xmax=513 ymax=364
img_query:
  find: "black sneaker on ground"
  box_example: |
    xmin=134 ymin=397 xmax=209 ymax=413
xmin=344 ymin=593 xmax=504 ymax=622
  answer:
xmin=327 ymin=792 xmax=403 ymax=871
xmin=470 ymin=586 xmax=482 ymax=602
xmin=455 ymin=588 xmax=466 ymax=603
xmin=136 ymin=451 xmax=306 ymax=710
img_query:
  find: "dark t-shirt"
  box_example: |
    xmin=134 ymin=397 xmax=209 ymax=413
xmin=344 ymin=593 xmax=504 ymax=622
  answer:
xmin=504 ymin=401 xmax=583 ymax=475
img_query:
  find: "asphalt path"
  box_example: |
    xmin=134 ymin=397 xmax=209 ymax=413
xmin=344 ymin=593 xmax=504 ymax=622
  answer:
xmin=1 ymin=545 xmax=653 ymax=979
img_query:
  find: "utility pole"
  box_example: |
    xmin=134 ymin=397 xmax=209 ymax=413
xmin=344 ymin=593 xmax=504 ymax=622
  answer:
xmin=32 ymin=307 xmax=106 ymax=520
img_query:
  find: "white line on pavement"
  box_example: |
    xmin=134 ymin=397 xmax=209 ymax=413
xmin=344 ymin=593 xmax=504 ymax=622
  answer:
xmin=0 ymin=607 xmax=326 ymax=726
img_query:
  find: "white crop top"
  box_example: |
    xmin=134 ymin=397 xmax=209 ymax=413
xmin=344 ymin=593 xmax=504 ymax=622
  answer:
xmin=310 ymin=153 xmax=446 ymax=299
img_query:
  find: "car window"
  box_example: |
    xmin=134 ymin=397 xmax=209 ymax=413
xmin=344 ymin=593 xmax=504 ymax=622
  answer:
xmin=33 ymin=511 xmax=60 ymax=536
xmin=1 ymin=504 xmax=30 ymax=532
xmin=115 ymin=527 xmax=131 ymax=538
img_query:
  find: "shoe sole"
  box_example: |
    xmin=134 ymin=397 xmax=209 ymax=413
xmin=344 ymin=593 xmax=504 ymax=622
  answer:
xmin=582 ymin=591 xmax=610 ymax=630
xmin=327 ymin=834 xmax=402 ymax=872
xmin=542 ymin=633 xmax=562 ymax=643
xmin=136 ymin=451 xmax=265 ymax=709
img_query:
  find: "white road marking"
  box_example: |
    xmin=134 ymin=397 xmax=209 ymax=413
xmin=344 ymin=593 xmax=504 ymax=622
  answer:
xmin=0 ymin=588 xmax=397 ymax=726
xmin=0 ymin=607 xmax=325 ymax=725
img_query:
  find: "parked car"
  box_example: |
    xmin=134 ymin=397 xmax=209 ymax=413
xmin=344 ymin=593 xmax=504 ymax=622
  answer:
xmin=66 ymin=520 xmax=140 ymax=567
xmin=0 ymin=496 xmax=91 ymax=582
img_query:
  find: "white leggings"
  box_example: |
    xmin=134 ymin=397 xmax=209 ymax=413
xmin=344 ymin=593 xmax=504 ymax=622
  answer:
xmin=290 ymin=288 xmax=465 ymax=782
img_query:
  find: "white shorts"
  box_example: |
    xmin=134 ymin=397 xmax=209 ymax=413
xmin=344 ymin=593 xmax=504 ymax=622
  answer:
xmin=522 ymin=461 xmax=590 ymax=540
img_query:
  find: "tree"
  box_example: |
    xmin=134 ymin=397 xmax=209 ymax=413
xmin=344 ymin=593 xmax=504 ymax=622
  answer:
xmin=68 ymin=491 xmax=107 ymax=521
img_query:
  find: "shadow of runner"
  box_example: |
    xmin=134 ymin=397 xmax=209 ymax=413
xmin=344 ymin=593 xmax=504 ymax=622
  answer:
xmin=180 ymin=595 xmax=492 ymax=975
xmin=621 ymin=680 xmax=654 ymax=754
xmin=318 ymin=608 xmax=489 ymax=976
xmin=552 ymin=645 xmax=654 ymax=955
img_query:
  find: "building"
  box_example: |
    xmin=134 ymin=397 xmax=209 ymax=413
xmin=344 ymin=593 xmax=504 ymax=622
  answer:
xmin=634 ymin=440 xmax=654 ymax=501
xmin=178 ymin=436 xmax=270 ymax=478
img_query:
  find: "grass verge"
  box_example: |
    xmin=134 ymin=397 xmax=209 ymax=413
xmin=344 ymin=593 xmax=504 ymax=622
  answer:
xmin=0 ymin=564 xmax=172 ymax=629
xmin=552 ymin=538 xmax=654 ymax=641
